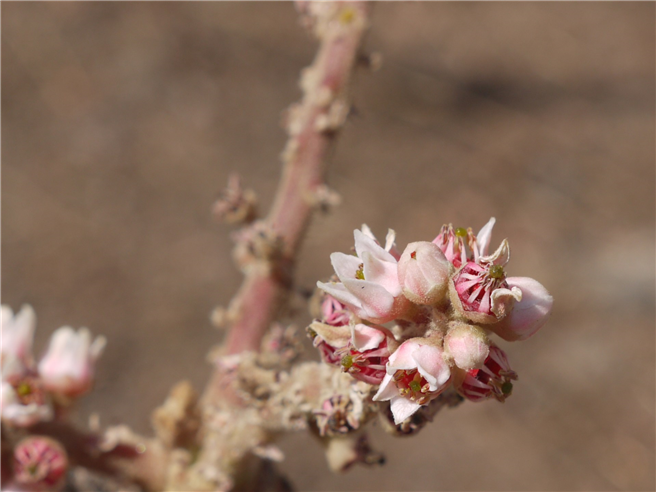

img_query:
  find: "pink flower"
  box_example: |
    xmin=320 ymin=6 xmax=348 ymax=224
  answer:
xmin=373 ymin=339 xmax=451 ymax=424
xmin=451 ymin=239 xmax=522 ymax=323
xmin=433 ymin=217 xmax=497 ymax=268
xmin=321 ymin=295 xmax=350 ymax=326
xmin=318 ymin=227 xmax=410 ymax=323
xmin=398 ymin=242 xmax=451 ymax=305
xmin=309 ymin=321 xmax=392 ymax=385
xmin=1 ymin=376 xmax=52 ymax=428
xmin=489 ymin=277 xmax=553 ymax=341
xmin=1 ymin=305 xmax=36 ymax=372
xmin=444 ymin=323 xmax=490 ymax=371
xmin=457 ymin=345 xmax=517 ymax=402
xmin=38 ymin=327 xmax=106 ymax=398
xmin=13 ymin=436 xmax=68 ymax=491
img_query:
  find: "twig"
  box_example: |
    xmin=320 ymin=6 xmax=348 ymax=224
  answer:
xmin=222 ymin=2 xmax=373 ymax=356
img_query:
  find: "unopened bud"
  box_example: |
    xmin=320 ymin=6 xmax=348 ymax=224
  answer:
xmin=444 ymin=323 xmax=490 ymax=371
xmin=398 ymin=242 xmax=450 ymax=305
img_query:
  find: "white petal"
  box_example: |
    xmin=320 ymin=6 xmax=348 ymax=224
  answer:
xmin=390 ymin=396 xmax=422 ymax=424
xmin=384 ymin=229 xmax=397 ymax=252
xmin=330 ymin=252 xmax=362 ymax=282
xmin=476 ymin=217 xmax=496 ymax=257
xmin=372 ymin=373 xmax=398 ymax=402
xmin=480 ymin=238 xmax=510 ymax=266
xmin=360 ymin=224 xmax=376 ymax=241
xmin=354 ymin=229 xmax=395 ymax=264
xmin=317 ymin=282 xmax=363 ymax=312
xmin=342 ymin=279 xmax=395 ymax=322
xmin=490 ymin=286 xmax=522 ymax=318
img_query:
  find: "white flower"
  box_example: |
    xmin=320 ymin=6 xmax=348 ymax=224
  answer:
xmin=1 ymin=380 xmax=52 ymax=428
xmin=1 ymin=304 xmax=36 ymax=373
xmin=38 ymin=327 xmax=106 ymax=397
xmin=373 ymin=339 xmax=451 ymax=424
xmin=317 ymin=227 xmax=410 ymax=323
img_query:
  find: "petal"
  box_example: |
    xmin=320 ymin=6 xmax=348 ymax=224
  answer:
xmin=390 ymin=396 xmax=422 ymax=424
xmin=476 ymin=217 xmax=496 ymax=258
xmin=384 ymin=229 xmax=397 ymax=253
xmin=412 ymin=344 xmax=450 ymax=391
xmin=372 ymin=373 xmax=398 ymax=401
xmin=480 ymin=238 xmax=510 ymax=266
xmin=490 ymin=286 xmax=522 ymax=319
xmin=387 ymin=339 xmax=421 ymax=371
xmin=311 ymin=321 xmax=351 ymax=349
xmin=317 ymin=281 xmax=363 ymax=312
xmin=351 ymin=324 xmax=386 ymax=351
xmin=354 ymin=229 xmax=396 ymax=264
xmin=330 ymin=252 xmax=362 ymax=282
xmin=491 ymin=277 xmax=553 ymax=341
xmin=342 ymin=279 xmax=395 ymax=322
xmin=361 ymin=251 xmax=401 ymax=296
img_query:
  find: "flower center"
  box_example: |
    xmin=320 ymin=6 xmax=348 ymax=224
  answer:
xmin=355 ymin=263 xmax=365 ymax=280
xmin=393 ymin=369 xmax=432 ymax=405
xmin=12 ymin=376 xmax=46 ymax=406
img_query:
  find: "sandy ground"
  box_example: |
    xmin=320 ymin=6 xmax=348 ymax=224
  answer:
xmin=2 ymin=2 xmax=654 ymax=491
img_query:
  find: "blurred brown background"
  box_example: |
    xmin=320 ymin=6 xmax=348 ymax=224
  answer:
xmin=2 ymin=2 xmax=654 ymax=491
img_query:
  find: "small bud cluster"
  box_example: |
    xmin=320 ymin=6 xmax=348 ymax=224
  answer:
xmin=310 ymin=218 xmax=552 ymax=425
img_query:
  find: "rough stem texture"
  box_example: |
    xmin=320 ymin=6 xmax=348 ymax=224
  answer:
xmin=223 ymin=2 xmax=372 ymax=356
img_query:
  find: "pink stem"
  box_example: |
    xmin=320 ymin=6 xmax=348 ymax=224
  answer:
xmin=223 ymin=2 xmax=372 ymax=356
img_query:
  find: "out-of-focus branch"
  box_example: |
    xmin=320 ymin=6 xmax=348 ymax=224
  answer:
xmin=221 ymin=2 xmax=373 ymax=356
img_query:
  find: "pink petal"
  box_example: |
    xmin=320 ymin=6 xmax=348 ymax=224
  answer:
xmin=361 ymin=252 xmax=401 ymax=296
xmin=351 ymin=324 xmax=385 ymax=351
xmin=412 ymin=344 xmax=450 ymax=391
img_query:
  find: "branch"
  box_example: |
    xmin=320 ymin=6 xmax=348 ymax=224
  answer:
xmin=222 ymin=2 xmax=373 ymax=356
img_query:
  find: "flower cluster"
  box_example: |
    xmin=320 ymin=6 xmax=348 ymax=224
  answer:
xmin=1 ymin=305 xmax=106 ymax=428
xmin=310 ymin=219 xmax=552 ymax=424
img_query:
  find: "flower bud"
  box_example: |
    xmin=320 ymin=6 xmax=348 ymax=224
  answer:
xmin=489 ymin=277 xmax=553 ymax=341
xmin=13 ymin=436 xmax=67 ymax=491
xmin=398 ymin=242 xmax=450 ymax=305
xmin=444 ymin=323 xmax=490 ymax=371
xmin=38 ymin=327 xmax=106 ymax=398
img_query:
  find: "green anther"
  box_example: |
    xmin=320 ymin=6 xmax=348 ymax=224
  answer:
xmin=341 ymin=354 xmax=354 ymax=369
xmin=307 ymin=328 xmax=317 ymax=339
xmin=355 ymin=264 xmax=365 ymax=280
xmin=489 ymin=264 xmax=505 ymax=279
xmin=455 ymin=227 xmax=468 ymax=238
xmin=408 ymin=380 xmax=422 ymax=393
xmin=27 ymin=464 xmax=38 ymax=476
xmin=17 ymin=382 xmax=32 ymax=397
xmin=501 ymin=381 xmax=513 ymax=395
